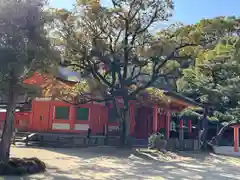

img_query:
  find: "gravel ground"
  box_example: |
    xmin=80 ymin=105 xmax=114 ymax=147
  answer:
xmin=1 ymin=146 xmax=240 ymax=180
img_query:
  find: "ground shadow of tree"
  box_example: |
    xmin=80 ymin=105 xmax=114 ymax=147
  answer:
xmin=3 ymin=146 xmax=240 ymax=180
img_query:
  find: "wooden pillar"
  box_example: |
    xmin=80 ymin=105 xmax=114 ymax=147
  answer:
xmin=179 ymin=119 xmax=184 ymax=149
xmin=153 ymin=104 xmax=158 ymax=133
xmin=234 ymin=127 xmax=239 ymax=152
xmin=179 ymin=120 xmax=183 ymax=130
xmin=166 ymin=108 xmax=170 ymax=139
xmin=129 ymin=101 xmax=135 ymax=136
xmin=70 ymin=105 xmax=75 ymax=132
xmin=188 ymin=120 xmax=192 ymax=133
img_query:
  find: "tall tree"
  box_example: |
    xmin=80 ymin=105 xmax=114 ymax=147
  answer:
xmin=178 ymin=17 xmax=240 ymax=118
xmin=0 ymin=0 xmax=55 ymax=161
xmin=177 ymin=17 xmax=240 ymax=144
xmin=51 ymin=0 xmax=199 ymax=145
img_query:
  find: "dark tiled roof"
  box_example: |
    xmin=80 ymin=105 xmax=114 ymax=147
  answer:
xmin=57 ymin=66 xmax=82 ymax=82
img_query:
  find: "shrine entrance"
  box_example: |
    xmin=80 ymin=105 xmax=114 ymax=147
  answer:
xmin=134 ymin=106 xmax=153 ymax=139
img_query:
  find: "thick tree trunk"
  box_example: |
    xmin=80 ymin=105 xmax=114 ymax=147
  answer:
xmin=119 ymin=114 xmax=126 ymax=146
xmin=0 ymin=81 xmax=17 ymax=162
xmin=119 ymin=109 xmax=130 ymax=146
xmin=115 ymin=97 xmax=130 ymax=147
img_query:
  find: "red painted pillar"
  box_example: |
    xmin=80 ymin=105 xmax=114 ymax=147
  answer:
xmin=153 ymin=104 xmax=158 ymax=133
xmin=129 ymin=101 xmax=135 ymax=136
xmin=188 ymin=120 xmax=192 ymax=132
xmin=179 ymin=119 xmax=184 ymax=143
xmin=179 ymin=119 xmax=183 ymax=129
xmin=29 ymin=100 xmax=35 ymax=131
xmin=70 ymin=105 xmax=75 ymax=132
xmin=166 ymin=108 xmax=170 ymax=139
xmin=49 ymin=101 xmax=54 ymax=130
xmin=234 ymin=127 xmax=239 ymax=152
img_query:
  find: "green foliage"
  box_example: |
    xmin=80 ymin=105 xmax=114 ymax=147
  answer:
xmin=179 ymin=107 xmax=218 ymax=122
xmin=0 ymin=0 xmax=56 ymax=97
xmin=148 ymin=132 xmax=166 ymax=150
xmin=143 ymin=87 xmax=168 ymax=103
xmin=179 ymin=107 xmax=202 ymax=119
xmin=49 ymin=2 xmax=240 ymax=142
xmin=50 ymin=0 xmax=195 ymax=102
xmin=177 ymin=16 xmax=240 ymax=123
xmin=0 ymin=0 xmax=57 ymax=161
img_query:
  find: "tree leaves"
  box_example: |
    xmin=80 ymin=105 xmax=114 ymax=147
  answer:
xmin=178 ymin=16 xmax=240 ymax=123
xmin=0 ymin=0 xmax=56 ymax=100
xmin=50 ymin=0 xmax=193 ymax=101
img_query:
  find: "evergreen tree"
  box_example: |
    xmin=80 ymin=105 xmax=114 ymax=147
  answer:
xmin=0 ymin=0 xmax=55 ymax=161
xmin=178 ymin=17 xmax=240 ymax=123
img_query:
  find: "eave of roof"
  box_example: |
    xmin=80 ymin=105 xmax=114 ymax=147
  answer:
xmin=163 ymin=90 xmax=204 ymax=107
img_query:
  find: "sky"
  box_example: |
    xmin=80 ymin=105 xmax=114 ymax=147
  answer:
xmin=49 ymin=0 xmax=240 ymax=25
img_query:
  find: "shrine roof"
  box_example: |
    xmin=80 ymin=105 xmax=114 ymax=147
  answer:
xmin=163 ymin=90 xmax=203 ymax=107
xmin=23 ymin=66 xmax=203 ymax=108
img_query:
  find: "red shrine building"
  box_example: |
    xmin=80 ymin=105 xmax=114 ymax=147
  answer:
xmin=0 ymin=67 xmax=200 ymax=140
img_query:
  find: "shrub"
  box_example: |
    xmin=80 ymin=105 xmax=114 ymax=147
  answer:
xmin=148 ymin=132 xmax=167 ymax=151
xmin=0 ymin=157 xmax=46 ymax=176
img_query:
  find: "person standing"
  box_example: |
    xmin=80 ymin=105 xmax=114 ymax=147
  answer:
xmin=170 ymin=120 xmax=177 ymax=138
xmin=170 ymin=120 xmax=179 ymax=151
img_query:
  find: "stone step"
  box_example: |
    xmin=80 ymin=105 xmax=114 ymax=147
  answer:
xmin=132 ymin=138 xmax=148 ymax=146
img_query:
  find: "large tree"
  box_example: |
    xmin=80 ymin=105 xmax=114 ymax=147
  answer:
xmin=0 ymin=0 xmax=55 ymax=161
xmin=51 ymin=0 xmax=201 ymax=145
xmin=177 ymin=17 xmax=240 ymax=143
xmin=178 ymin=17 xmax=240 ymax=119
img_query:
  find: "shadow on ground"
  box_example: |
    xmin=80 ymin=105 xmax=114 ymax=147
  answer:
xmin=2 ymin=146 xmax=240 ymax=180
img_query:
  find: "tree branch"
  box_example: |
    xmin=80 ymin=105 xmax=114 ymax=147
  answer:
xmin=130 ymin=43 xmax=197 ymax=96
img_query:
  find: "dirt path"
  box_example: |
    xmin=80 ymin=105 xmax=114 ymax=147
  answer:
xmin=2 ymin=146 xmax=240 ymax=180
